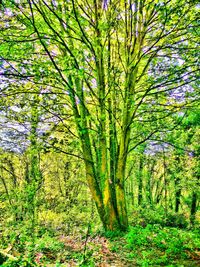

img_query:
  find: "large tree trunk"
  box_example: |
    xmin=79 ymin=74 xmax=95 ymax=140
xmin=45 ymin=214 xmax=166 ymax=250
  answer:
xmin=115 ymin=181 xmax=128 ymax=230
xmin=115 ymin=135 xmax=129 ymax=230
xmin=85 ymin=157 xmax=122 ymax=231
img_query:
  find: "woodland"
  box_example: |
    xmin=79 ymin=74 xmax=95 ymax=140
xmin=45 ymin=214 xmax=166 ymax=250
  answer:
xmin=0 ymin=0 xmax=199 ymax=266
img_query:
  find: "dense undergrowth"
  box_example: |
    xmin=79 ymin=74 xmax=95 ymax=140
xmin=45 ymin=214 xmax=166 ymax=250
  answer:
xmin=0 ymin=208 xmax=199 ymax=267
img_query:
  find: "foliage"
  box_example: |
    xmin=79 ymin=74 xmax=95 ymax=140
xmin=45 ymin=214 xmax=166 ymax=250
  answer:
xmin=129 ymin=207 xmax=189 ymax=228
xmin=119 ymin=225 xmax=200 ymax=266
xmin=0 ymin=0 xmax=199 ymax=231
xmin=34 ymin=232 xmax=64 ymax=254
xmin=0 ymin=0 xmax=199 ymax=265
xmin=0 ymin=220 xmax=200 ymax=266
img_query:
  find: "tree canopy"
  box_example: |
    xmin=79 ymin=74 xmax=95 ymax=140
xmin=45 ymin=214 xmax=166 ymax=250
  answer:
xmin=0 ymin=0 xmax=199 ymax=232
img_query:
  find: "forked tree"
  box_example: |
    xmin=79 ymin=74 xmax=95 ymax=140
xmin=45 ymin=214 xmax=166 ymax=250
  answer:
xmin=0 ymin=0 xmax=199 ymax=230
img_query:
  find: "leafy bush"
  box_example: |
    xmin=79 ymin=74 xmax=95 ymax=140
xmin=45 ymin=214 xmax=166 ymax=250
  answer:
xmin=0 ymin=222 xmax=65 ymax=266
xmin=35 ymin=232 xmax=64 ymax=253
xmin=0 ymin=223 xmax=33 ymax=252
xmin=165 ymin=212 xmax=188 ymax=228
xmin=104 ymin=229 xmax=124 ymax=239
xmin=130 ymin=207 xmax=189 ymax=228
xmin=1 ymin=258 xmax=35 ymax=267
xmin=0 ymin=253 xmax=7 ymax=265
xmin=125 ymin=224 xmax=200 ymax=264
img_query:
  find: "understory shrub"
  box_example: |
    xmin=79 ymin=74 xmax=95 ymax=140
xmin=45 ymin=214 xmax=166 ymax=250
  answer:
xmin=126 ymin=224 xmax=200 ymax=259
xmin=130 ymin=207 xmax=189 ymax=228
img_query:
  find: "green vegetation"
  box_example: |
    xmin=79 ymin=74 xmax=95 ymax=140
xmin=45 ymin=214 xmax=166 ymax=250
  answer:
xmin=0 ymin=220 xmax=199 ymax=266
xmin=0 ymin=0 xmax=199 ymax=266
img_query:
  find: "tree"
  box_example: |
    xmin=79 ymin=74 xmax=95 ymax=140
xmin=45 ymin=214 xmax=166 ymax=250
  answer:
xmin=183 ymin=109 xmax=200 ymax=224
xmin=0 ymin=0 xmax=199 ymax=230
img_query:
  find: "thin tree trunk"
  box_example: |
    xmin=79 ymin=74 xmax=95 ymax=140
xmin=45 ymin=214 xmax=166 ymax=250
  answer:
xmin=190 ymin=191 xmax=197 ymax=224
xmin=163 ymin=150 xmax=168 ymax=216
xmin=175 ymin=177 xmax=181 ymax=212
xmin=138 ymin=156 xmax=143 ymax=206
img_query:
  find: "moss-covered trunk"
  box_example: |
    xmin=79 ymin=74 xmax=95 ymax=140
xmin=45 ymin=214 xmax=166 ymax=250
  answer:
xmin=115 ymin=133 xmax=129 ymax=230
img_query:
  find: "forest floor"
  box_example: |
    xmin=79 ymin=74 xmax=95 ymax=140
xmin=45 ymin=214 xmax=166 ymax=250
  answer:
xmin=1 ymin=224 xmax=200 ymax=266
xmin=53 ymin=230 xmax=200 ymax=267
